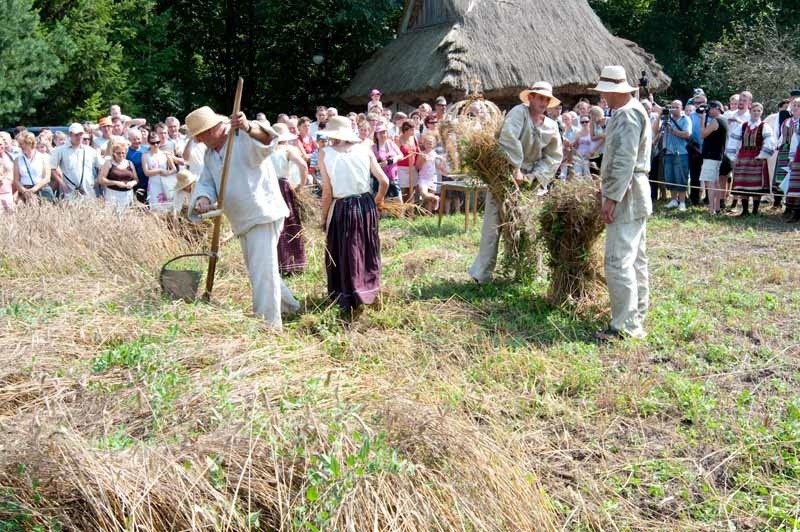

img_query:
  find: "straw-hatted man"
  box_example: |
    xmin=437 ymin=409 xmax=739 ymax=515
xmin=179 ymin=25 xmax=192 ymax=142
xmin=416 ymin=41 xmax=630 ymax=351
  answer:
xmin=591 ymin=66 xmax=653 ymax=341
xmin=468 ymin=82 xmax=563 ymax=284
xmin=186 ymin=106 xmax=301 ymax=329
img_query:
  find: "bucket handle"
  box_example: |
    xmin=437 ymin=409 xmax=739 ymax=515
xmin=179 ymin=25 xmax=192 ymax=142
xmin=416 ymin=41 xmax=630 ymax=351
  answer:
xmin=160 ymin=252 xmax=215 ymax=277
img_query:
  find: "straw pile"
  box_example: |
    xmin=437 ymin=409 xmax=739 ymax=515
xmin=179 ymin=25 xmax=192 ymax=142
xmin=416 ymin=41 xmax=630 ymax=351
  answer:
xmin=441 ymin=100 xmax=541 ymax=280
xmin=292 ymin=184 xmax=321 ymax=225
xmin=537 ymin=178 xmax=606 ymax=310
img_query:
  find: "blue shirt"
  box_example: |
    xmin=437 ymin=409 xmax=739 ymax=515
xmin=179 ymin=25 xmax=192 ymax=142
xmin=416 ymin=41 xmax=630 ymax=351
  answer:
xmin=126 ymin=147 xmax=147 ymax=188
xmin=690 ymin=112 xmax=704 ymax=148
xmin=664 ymin=114 xmax=692 ymax=155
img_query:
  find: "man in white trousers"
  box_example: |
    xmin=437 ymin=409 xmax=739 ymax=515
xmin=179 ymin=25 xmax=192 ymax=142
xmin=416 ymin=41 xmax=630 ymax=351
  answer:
xmin=187 ymin=106 xmax=301 ymax=329
xmin=591 ymin=66 xmax=653 ymax=341
xmin=468 ymin=81 xmax=563 ymax=283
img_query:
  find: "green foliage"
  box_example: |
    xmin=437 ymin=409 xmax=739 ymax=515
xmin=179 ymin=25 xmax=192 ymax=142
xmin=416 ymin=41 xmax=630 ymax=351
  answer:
xmin=295 ymin=431 xmax=414 ymax=531
xmin=589 ymin=0 xmax=797 ymax=99
xmin=691 ymin=20 xmax=800 ymax=110
xmin=0 ymin=0 xmax=64 ymax=124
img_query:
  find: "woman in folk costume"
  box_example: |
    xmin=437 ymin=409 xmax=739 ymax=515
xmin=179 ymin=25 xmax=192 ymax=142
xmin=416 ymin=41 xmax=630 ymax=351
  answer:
xmin=785 ymin=125 xmax=800 ymax=223
xmin=731 ymin=103 xmax=775 ymax=216
xmin=318 ymin=116 xmax=389 ymax=315
xmin=269 ymin=123 xmax=309 ymax=275
xmin=774 ymin=98 xmax=800 ymax=216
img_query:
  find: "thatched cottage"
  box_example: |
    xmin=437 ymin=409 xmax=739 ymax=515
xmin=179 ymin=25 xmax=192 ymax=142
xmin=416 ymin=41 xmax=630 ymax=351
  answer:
xmin=342 ymin=0 xmax=670 ymax=108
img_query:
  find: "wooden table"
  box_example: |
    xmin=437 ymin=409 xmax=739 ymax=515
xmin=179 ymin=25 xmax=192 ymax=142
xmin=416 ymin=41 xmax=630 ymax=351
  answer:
xmin=437 ymin=179 xmax=488 ymax=230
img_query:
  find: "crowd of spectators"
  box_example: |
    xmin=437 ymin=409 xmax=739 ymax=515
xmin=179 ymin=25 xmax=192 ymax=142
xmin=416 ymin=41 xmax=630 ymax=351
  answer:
xmin=2 ymin=86 xmax=799 ymax=223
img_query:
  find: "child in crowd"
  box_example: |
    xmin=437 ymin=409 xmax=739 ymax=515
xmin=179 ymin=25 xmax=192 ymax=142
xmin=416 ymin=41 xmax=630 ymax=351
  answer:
xmin=415 ymin=132 xmax=448 ymax=212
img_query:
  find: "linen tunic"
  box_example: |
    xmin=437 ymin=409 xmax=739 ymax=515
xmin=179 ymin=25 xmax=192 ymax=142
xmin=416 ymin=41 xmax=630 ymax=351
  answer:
xmin=191 ymin=130 xmax=288 ymax=236
xmin=497 ymin=104 xmax=562 ymax=182
xmin=600 ymin=97 xmax=652 ymax=224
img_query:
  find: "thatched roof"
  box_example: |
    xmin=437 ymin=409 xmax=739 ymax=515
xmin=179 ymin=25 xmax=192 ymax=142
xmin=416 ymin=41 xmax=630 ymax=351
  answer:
xmin=342 ymin=0 xmax=670 ymax=107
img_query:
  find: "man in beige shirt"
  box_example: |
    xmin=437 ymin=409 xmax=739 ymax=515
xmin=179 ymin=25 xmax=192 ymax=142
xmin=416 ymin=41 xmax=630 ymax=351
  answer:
xmin=591 ymin=66 xmax=653 ymax=340
xmin=468 ymin=81 xmax=563 ymax=283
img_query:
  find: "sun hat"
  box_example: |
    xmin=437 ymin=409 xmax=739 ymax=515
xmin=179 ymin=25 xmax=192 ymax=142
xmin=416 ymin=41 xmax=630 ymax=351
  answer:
xmin=185 ymin=106 xmax=228 ymax=137
xmin=271 ymin=123 xmax=297 ymax=142
xmin=98 ymin=116 xmax=112 ymax=127
xmin=68 ymin=123 xmax=84 ymax=135
xmin=370 ymin=89 xmax=382 ymax=97
xmin=590 ymin=66 xmax=637 ymax=94
xmin=322 ymin=116 xmax=360 ymax=143
xmin=175 ymin=169 xmax=198 ymax=190
xmin=519 ymin=81 xmax=561 ymax=108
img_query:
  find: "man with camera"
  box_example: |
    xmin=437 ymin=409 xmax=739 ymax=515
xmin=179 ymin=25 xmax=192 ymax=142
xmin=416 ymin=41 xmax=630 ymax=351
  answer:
xmin=655 ymin=100 xmax=692 ymax=211
xmin=688 ymin=90 xmax=708 ymax=206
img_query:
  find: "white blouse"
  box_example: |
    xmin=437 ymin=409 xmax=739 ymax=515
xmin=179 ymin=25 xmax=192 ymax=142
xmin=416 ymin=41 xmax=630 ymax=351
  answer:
xmin=322 ymin=144 xmax=372 ymax=198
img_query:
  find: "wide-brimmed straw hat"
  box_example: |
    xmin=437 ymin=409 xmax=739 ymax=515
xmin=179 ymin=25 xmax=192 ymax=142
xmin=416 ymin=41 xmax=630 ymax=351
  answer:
xmin=175 ymin=169 xmax=198 ymax=190
xmin=271 ymin=123 xmax=297 ymax=142
xmin=591 ymin=66 xmax=637 ymax=94
xmin=322 ymin=116 xmax=360 ymax=143
xmin=185 ymin=106 xmax=228 ymax=138
xmin=519 ymin=81 xmax=561 ymax=108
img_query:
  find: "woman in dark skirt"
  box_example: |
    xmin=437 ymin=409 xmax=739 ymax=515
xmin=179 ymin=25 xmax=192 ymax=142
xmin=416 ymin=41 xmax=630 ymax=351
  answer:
xmin=318 ymin=116 xmax=389 ymax=314
xmin=269 ymin=123 xmax=309 ymax=275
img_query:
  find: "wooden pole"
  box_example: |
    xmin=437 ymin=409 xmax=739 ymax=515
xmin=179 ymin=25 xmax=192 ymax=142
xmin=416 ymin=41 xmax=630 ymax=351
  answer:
xmin=203 ymin=77 xmax=244 ymax=301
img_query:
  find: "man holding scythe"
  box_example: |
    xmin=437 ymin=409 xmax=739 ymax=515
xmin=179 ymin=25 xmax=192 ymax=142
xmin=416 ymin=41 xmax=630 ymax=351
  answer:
xmin=187 ymin=106 xmax=301 ymax=330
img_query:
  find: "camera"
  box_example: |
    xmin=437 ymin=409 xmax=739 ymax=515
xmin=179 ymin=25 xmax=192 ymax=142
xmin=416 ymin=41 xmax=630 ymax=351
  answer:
xmin=661 ymin=108 xmax=671 ymax=118
xmin=696 ymin=104 xmax=709 ymax=114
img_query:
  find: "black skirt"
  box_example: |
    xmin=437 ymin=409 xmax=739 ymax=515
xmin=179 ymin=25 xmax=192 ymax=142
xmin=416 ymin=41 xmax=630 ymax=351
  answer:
xmin=277 ymin=178 xmax=306 ymax=275
xmin=326 ymin=193 xmax=381 ymax=311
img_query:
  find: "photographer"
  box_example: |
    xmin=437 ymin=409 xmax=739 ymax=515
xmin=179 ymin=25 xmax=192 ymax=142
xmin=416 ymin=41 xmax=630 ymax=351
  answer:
xmin=688 ymin=90 xmax=708 ymax=205
xmin=699 ymin=101 xmax=729 ymax=214
xmin=655 ymin=100 xmax=692 ymax=211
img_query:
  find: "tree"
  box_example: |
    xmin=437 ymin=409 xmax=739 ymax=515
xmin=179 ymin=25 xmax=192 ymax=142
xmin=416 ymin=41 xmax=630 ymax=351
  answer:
xmin=0 ymin=0 xmax=64 ymax=125
xmin=588 ymin=0 xmax=796 ymax=99
xmin=691 ymin=20 xmax=800 ymax=110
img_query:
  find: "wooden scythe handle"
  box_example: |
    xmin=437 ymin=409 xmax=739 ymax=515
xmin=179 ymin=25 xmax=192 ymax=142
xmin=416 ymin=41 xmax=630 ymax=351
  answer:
xmin=203 ymin=77 xmax=244 ymax=301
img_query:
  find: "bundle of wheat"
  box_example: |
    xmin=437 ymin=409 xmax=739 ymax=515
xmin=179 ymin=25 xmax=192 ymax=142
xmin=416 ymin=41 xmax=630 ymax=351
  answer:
xmin=292 ymin=185 xmax=321 ymax=225
xmin=537 ymin=178 xmax=606 ymax=310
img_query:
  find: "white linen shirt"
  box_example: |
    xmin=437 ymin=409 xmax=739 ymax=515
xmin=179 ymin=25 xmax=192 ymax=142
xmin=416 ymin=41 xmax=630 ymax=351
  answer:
xmin=497 ymin=104 xmax=563 ymax=184
xmin=600 ymin=97 xmax=653 ymax=224
xmin=50 ymin=143 xmax=103 ymax=195
xmin=190 ymin=130 xmax=288 ymax=236
xmin=322 ymin=144 xmax=372 ymax=198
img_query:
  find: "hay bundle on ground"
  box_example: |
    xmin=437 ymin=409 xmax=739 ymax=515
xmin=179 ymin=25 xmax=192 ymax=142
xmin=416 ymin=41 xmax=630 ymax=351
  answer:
xmin=443 ymin=102 xmax=541 ymax=279
xmin=537 ymin=178 xmax=606 ymax=309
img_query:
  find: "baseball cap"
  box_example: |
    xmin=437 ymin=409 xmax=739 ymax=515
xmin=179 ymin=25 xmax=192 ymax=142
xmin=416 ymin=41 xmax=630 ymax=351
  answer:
xmin=68 ymin=123 xmax=84 ymax=134
xmin=708 ymin=100 xmax=723 ymax=110
xmin=435 ymin=96 xmax=447 ymax=105
xmin=693 ymin=88 xmax=706 ymax=96
xmin=791 ymin=89 xmax=800 ymax=97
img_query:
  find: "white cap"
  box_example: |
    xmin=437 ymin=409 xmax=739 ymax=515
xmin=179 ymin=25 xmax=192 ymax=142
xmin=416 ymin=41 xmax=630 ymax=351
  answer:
xmin=68 ymin=123 xmax=84 ymax=134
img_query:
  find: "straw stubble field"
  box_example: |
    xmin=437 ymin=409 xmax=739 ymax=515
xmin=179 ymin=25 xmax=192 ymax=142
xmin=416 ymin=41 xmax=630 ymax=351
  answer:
xmin=1 ymin=201 xmax=799 ymax=531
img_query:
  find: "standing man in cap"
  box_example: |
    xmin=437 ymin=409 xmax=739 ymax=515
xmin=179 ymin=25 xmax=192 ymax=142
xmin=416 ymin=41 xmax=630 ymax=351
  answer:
xmin=50 ymin=123 xmax=104 ymax=199
xmin=186 ymin=106 xmax=301 ymax=330
xmin=591 ymin=65 xmax=653 ymax=341
xmin=468 ymin=81 xmax=563 ymax=284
